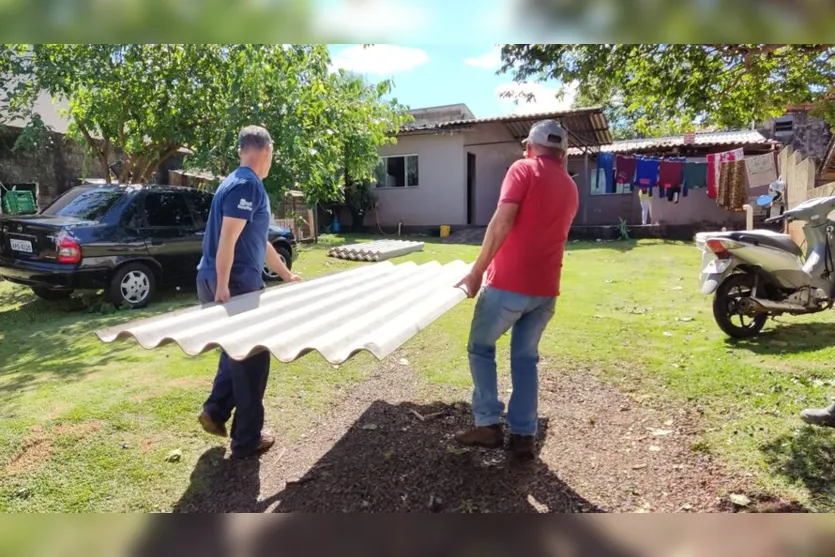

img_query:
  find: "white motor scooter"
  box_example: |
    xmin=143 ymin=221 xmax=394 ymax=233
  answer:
xmin=696 ymin=194 xmax=835 ymax=339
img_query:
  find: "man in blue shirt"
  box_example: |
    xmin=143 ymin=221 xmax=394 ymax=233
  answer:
xmin=196 ymin=125 xmax=300 ymax=459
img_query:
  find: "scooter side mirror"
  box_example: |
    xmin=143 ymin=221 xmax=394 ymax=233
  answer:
xmin=756 ymin=194 xmax=774 ymax=208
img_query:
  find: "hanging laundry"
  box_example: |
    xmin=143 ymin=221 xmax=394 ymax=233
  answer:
xmin=706 ymin=148 xmax=743 ymax=199
xmin=683 ymin=162 xmax=708 ymax=189
xmin=744 ymin=153 xmax=777 ymax=188
xmin=615 ymin=155 xmax=637 ymax=186
xmin=717 ymin=159 xmax=748 ymax=211
xmin=662 ymin=160 xmax=687 ymax=203
xmin=596 ymin=152 xmax=616 ymax=193
xmin=634 ymin=157 xmax=660 ymax=188
xmin=658 ymin=160 xmax=684 ymax=187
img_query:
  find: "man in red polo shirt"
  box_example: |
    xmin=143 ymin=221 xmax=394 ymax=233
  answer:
xmin=454 ymin=119 xmax=579 ymax=459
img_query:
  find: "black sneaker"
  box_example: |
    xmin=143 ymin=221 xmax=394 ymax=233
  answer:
xmin=508 ymin=434 xmax=536 ymax=460
xmin=800 ymin=403 xmax=835 ymax=427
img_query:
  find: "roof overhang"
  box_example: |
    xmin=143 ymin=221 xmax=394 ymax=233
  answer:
xmin=395 ymin=107 xmax=612 ymax=150
xmin=567 ymin=130 xmax=776 ymax=157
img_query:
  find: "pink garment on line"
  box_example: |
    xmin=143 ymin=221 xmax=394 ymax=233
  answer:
xmin=706 ymin=148 xmax=743 ymax=199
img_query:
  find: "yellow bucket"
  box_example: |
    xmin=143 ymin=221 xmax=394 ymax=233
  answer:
xmin=439 ymin=225 xmax=451 ymax=238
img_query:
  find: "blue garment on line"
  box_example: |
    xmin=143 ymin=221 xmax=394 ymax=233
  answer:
xmin=634 ymin=157 xmax=660 ymax=188
xmin=596 ymin=153 xmax=616 ymax=194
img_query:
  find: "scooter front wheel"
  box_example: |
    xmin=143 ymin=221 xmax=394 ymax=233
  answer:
xmin=713 ymin=273 xmax=768 ymax=339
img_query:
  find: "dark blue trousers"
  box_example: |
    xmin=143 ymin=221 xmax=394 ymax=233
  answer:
xmin=196 ymin=272 xmax=270 ymax=457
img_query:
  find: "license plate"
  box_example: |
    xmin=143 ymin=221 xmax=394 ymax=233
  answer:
xmin=10 ymin=239 xmax=33 ymax=253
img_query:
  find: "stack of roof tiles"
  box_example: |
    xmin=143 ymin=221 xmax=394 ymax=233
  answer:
xmin=328 ymin=240 xmax=424 ymax=262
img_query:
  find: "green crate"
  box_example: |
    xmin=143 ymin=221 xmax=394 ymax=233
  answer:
xmin=2 ymin=190 xmax=37 ymax=215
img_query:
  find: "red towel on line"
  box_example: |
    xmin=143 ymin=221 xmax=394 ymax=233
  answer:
xmin=706 ymin=148 xmax=743 ymax=199
xmin=615 ymin=155 xmax=636 ymax=185
xmin=658 ymin=161 xmax=684 ymax=187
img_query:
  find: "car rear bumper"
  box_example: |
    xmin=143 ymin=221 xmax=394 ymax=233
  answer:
xmin=0 ymin=257 xmax=110 ymax=290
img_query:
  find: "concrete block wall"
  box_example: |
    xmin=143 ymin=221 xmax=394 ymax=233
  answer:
xmin=0 ymin=125 xmax=108 ymax=209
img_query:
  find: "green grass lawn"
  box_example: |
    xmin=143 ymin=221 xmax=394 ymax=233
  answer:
xmin=2 ymin=236 xmax=835 ymax=511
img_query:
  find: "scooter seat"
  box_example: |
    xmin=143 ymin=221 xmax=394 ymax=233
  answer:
xmin=727 ymin=231 xmax=803 ymax=257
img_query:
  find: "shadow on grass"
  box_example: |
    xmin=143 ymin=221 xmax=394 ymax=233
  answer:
xmin=132 ymin=401 xmax=645 ymax=554
xmin=168 ymin=446 xmax=277 ymax=513
xmin=760 ymin=426 xmax=835 ymax=512
xmin=728 ymin=322 xmax=835 ymax=356
xmin=0 ymin=283 xmax=200 ymax=405
xmin=163 ymin=400 xmax=602 ymax=514
xmin=566 ymin=239 xmax=638 ymax=252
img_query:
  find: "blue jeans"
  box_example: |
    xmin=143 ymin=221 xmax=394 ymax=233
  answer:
xmin=196 ymin=271 xmax=270 ymax=457
xmin=467 ymin=286 xmax=556 ymax=436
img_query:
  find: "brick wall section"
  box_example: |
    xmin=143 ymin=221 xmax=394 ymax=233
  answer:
xmin=0 ymin=125 xmax=108 ymax=209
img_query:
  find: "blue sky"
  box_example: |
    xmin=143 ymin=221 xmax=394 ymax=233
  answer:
xmin=327 ymin=44 xmax=572 ymax=118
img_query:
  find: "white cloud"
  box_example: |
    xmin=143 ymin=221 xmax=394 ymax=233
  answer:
xmin=464 ymin=47 xmax=501 ymax=70
xmin=330 ymin=44 xmax=429 ymax=76
xmin=315 ymin=0 xmax=431 ymax=41
xmin=496 ymin=81 xmax=579 ymax=115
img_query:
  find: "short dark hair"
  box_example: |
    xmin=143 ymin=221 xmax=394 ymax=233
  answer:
xmin=238 ymin=125 xmax=272 ymax=151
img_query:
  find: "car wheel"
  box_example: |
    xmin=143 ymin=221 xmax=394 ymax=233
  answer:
xmin=31 ymin=287 xmax=73 ymax=301
xmin=109 ymin=262 xmax=156 ymax=309
xmin=263 ymin=245 xmax=293 ymax=282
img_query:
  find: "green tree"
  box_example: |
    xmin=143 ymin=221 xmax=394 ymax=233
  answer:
xmin=0 ymin=0 xmax=315 ymax=43
xmin=516 ymin=1 xmax=835 ymax=43
xmin=501 ymin=44 xmax=835 ymax=135
xmin=572 ymin=89 xmax=713 ymax=141
xmin=0 ymin=44 xmax=410 ymax=203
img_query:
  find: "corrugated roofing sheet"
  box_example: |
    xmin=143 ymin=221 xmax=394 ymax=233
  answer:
xmin=567 ymin=130 xmax=772 ymax=155
xmin=328 ymin=240 xmax=424 ymax=262
xmin=96 ymin=260 xmax=471 ymax=364
xmin=400 ymin=107 xmax=612 ymax=148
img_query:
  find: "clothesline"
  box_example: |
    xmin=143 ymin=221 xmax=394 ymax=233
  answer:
xmin=594 ymin=149 xmax=778 ymax=211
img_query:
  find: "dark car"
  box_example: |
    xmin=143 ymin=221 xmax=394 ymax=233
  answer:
xmin=0 ymin=184 xmax=297 ymax=308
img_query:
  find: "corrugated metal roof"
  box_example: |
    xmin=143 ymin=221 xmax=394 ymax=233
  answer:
xmin=400 ymin=107 xmax=612 ymax=148
xmin=328 ymin=240 xmax=424 ymax=261
xmin=567 ymin=130 xmax=773 ymax=155
xmin=96 ymin=260 xmax=471 ymax=364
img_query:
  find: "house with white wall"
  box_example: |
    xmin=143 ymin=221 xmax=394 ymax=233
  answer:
xmin=359 ymin=104 xmax=612 ymax=231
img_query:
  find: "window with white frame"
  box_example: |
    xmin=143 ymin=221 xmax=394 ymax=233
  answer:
xmin=589 ymin=167 xmax=608 ymax=196
xmin=590 ymin=166 xmax=632 ymax=195
xmin=375 ymin=155 xmax=419 ymax=188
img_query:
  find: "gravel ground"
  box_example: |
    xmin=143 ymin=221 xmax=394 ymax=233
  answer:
xmin=171 ymin=357 xmax=804 ymax=514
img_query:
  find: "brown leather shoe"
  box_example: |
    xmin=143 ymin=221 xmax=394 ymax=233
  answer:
xmin=255 ymin=431 xmax=275 ymax=454
xmin=508 ymin=434 xmax=535 ymax=460
xmin=454 ymin=425 xmax=503 ymax=449
xmin=232 ymin=431 xmax=275 ymax=460
xmin=198 ymin=411 xmax=227 ymax=438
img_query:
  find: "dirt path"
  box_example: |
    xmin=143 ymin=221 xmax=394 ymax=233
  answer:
xmin=171 ymin=355 xmax=792 ymax=513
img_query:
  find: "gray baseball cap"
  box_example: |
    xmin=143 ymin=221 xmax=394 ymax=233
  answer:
xmin=522 ymin=119 xmax=566 ymax=148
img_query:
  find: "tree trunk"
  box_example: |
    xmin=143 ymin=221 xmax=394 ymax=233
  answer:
xmin=135 ymin=146 xmax=180 ymax=184
xmin=351 ymin=210 xmax=364 ymax=233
